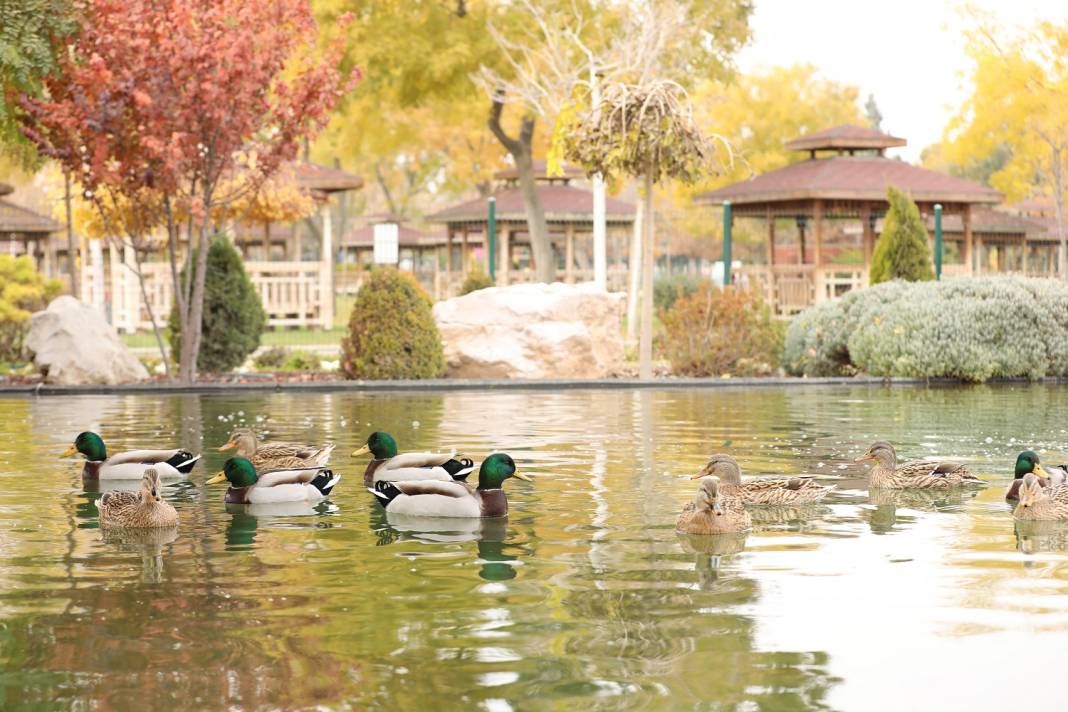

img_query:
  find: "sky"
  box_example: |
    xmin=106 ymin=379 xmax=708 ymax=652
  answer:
xmin=737 ymin=0 xmax=1068 ymax=162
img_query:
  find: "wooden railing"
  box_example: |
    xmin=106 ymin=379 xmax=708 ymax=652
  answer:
xmin=112 ymin=260 xmax=330 ymax=332
xmin=735 ymin=265 xmax=867 ymax=316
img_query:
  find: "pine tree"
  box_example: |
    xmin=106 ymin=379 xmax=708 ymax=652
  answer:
xmin=168 ymin=236 xmax=265 ymax=373
xmin=870 ymin=186 xmax=935 ymax=285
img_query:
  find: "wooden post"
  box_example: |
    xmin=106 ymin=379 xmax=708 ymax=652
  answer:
xmin=766 ymin=205 xmax=775 ymax=266
xmin=813 ymin=199 xmax=824 ymax=302
xmin=861 ymin=203 xmax=873 ymax=266
xmin=963 ymin=204 xmax=973 ymax=275
xmin=565 ymin=224 xmax=575 ymax=283
xmin=461 ymin=226 xmax=469 ymax=276
xmin=446 ymin=228 xmax=453 ymax=273
xmin=320 ymin=201 xmax=334 ymax=329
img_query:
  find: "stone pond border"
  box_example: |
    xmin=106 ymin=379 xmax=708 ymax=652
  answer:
xmin=1 ymin=375 xmax=1065 ymax=396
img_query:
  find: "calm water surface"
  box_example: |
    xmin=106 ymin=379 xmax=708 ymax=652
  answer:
xmin=1 ymin=385 xmax=1067 ymax=710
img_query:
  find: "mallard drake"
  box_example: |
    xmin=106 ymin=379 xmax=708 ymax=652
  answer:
xmin=219 ymin=428 xmax=334 ymax=471
xmin=98 ymin=468 xmax=179 ymax=529
xmin=676 ymin=476 xmax=751 ymax=534
xmin=369 ymin=453 xmax=528 ymax=518
xmin=1014 ymin=472 xmax=1068 ymax=520
xmin=854 ymin=441 xmax=984 ymax=489
xmin=206 ymin=457 xmax=341 ymax=504
xmin=62 ymin=431 xmax=200 ymax=480
xmin=1006 ymin=451 xmax=1065 ymax=500
xmin=692 ymin=454 xmax=834 ymax=505
xmin=352 ymin=431 xmax=474 ymax=485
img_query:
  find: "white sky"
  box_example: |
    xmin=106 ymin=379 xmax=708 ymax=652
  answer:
xmin=737 ymin=0 xmax=1068 ymax=162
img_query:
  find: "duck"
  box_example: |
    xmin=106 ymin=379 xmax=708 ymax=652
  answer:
xmin=1006 ymin=451 xmax=1066 ymax=500
xmin=692 ymin=453 xmax=834 ymax=505
xmin=676 ymin=476 xmax=752 ymax=534
xmin=206 ymin=457 xmax=341 ymax=504
xmin=1013 ymin=472 xmax=1068 ymax=521
xmin=62 ymin=431 xmax=200 ymax=480
xmin=369 ymin=453 xmax=528 ymax=518
xmin=352 ymin=431 xmax=474 ymax=485
xmin=854 ymin=441 xmax=985 ymax=489
xmin=98 ymin=468 xmax=179 ymax=528
xmin=218 ymin=428 xmax=334 ymax=471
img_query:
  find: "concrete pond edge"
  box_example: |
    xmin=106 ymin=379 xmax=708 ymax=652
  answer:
xmin=1 ymin=375 xmax=1065 ymax=397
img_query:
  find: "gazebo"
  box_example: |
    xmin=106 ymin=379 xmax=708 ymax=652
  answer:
xmin=339 ymin=215 xmax=446 ymax=296
xmin=427 ymin=161 xmax=635 ymax=292
xmin=0 ymin=182 xmax=64 ymax=277
xmin=697 ymin=125 xmax=1003 ymax=314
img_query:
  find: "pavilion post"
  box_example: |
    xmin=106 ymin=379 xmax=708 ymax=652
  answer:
xmin=446 ymin=228 xmax=453 ymax=273
xmin=963 ymin=204 xmax=973 ymax=275
xmin=813 ymin=199 xmax=824 ymax=302
xmin=320 ymin=201 xmax=334 ymax=330
xmin=765 ymin=204 xmax=775 ymax=267
xmin=487 ymin=197 xmax=497 ymax=282
xmin=934 ymin=204 xmax=943 ymax=280
xmin=461 ymin=226 xmax=469 ymax=276
xmin=722 ymin=200 xmax=732 ymax=287
xmin=565 ymin=224 xmax=575 ymax=283
xmin=861 ymin=203 xmax=874 ymax=268
xmin=500 ymin=227 xmax=511 ymax=285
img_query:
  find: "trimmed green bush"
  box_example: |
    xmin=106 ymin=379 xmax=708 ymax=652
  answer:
xmin=784 ymin=276 xmax=1068 ymax=381
xmin=282 ymin=350 xmax=322 ymax=371
xmin=0 ymin=255 xmax=62 ymax=361
xmin=252 ymin=346 xmax=288 ymax=370
xmin=341 ymin=268 xmax=445 ymax=380
xmin=458 ymin=268 xmax=494 ymax=296
xmin=870 ymin=186 xmax=934 ymax=285
xmin=654 ymin=273 xmax=702 ymax=314
xmin=168 ymin=235 xmax=266 ymax=373
xmin=659 ymin=285 xmax=782 ymax=377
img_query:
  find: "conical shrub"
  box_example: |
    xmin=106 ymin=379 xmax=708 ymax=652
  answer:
xmin=870 ymin=186 xmax=935 ymax=285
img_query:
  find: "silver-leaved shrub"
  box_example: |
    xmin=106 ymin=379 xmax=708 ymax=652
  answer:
xmin=783 ymin=277 xmax=1068 ymax=381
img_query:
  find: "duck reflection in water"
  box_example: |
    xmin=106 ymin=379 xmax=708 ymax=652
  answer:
xmin=380 ymin=513 xmax=520 ymax=581
xmin=1015 ymin=519 xmax=1068 ymax=555
xmin=224 ymin=501 xmax=338 ymax=549
xmin=101 ymin=525 xmax=179 ymax=583
xmin=677 ymin=532 xmax=748 ymax=590
xmin=865 ymin=487 xmax=980 ymax=534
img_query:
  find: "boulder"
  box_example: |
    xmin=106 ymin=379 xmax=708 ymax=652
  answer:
xmin=26 ymin=296 xmax=149 ymax=385
xmin=433 ymin=282 xmax=625 ymax=379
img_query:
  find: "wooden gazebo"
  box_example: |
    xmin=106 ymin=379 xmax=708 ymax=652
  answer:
xmin=427 ymin=161 xmax=635 ymax=291
xmin=0 ymin=182 xmax=64 ymax=277
xmin=697 ymin=125 xmax=1003 ymax=314
xmin=339 ymin=215 xmax=446 ymax=295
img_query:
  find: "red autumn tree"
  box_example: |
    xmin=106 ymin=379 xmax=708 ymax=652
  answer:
xmin=20 ymin=0 xmax=359 ymax=382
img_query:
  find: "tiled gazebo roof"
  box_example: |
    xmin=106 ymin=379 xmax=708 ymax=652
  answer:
xmin=698 ymin=156 xmax=1002 ymax=206
xmin=427 ymin=184 xmax=635 ymax=225
xmin=924 ymin=208 xmax=1047 ymax=237
xmin=0 ymin=198 xmax=64 ymax=236
xmin=785 ymin=124 xmax=906 ymax=152
xmin=293 ymin=161 xmax=364 ymax=193
xmin=341 ymin=222 xmax=444 ymax=248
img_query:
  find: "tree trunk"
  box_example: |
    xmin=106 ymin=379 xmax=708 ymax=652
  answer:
xmin=626 ymin=197 xmax=644 ymax=344
xmin=488 ymin=95 xmax=554 ymax=283
xmin=64 ymin=173 xmax=79 ymax=298
xmin=639 ymin=168 xmax=655 ymax=379
xmin=1053 ymin=145 xmax=1067 ymax=280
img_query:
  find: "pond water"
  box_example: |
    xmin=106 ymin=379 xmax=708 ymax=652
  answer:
xmin=1 ymin=384 xmax=1067 ymax=710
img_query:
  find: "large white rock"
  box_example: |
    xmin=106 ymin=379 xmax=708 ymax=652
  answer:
xmin=26 ymin=296 xmax=149 ymax=385
xmin=433 ymin=282 xmax=625 ymax=379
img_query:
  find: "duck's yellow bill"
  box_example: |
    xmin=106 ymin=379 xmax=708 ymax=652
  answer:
xmin=351 ymin=445 xmax=370 ymax=457
xmin=60 ymin=445 xmax=78 ymax=458
xmin=513 ymin=470 xmax=532 ymax=482
xmin=1034 ymin=464 xmax=1049 ymax=479
xmin=217 ymin=440 xmax=236 ymax=452
xmin=205 ymin=472 xmax=227 ymax=485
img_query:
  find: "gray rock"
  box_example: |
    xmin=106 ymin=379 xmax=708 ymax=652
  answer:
xmin=433 ymin=282 xmax=625 ymax=379
xmin=26 ymin=296 xmax=149 ymax=385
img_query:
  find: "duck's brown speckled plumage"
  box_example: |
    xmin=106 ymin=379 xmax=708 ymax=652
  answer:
xmin=694 ymin=454 xmax=834 ymax=505
xmin=98 ymin=468 xmax=178 ymax=529
xmin=221 ymin=429 xmax=334 ymax=472
xmin=855 ymin=442 xmax=984 ymax=490
xmin=677 ymin=477 xmax=751 ymax=534
xmin=1014 ymin=473 xmax=1068 ymax=520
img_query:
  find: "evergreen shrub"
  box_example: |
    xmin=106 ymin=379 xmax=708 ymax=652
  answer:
xmin=870 ymin=186 xmax=935 ymax=285
xmin=0 ymin=255 xmax=62 ymax=361
xmin=458 ymin=268 xmax=494 ymax=295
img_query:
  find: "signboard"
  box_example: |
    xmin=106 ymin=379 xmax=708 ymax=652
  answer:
xmin=373 ymin=222 xmax=399 ymax=264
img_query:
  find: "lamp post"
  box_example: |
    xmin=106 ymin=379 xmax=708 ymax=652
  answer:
xmin=934 ymin=203 xmax=943 ymax=280
xmin=722 ymin=200 xmax=732 ymax=287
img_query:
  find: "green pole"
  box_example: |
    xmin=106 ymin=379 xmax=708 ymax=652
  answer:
xmin=722 ymin=200 xmax=732 ymax=287
xmin=934 ymin=203 xmax=943 ymax=280
xmin=488 ymin=197 xmax=497 ymax=282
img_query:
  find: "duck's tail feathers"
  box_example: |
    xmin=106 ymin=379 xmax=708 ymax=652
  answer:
xmin=371 ymin=480 xmax=402 ymax=508
xmin=167 ymin=451 xmax=201 ymax=474
xmin=316 ymin=444 xmax=336 ymax=467
xmin=310 ymin=469 xmax=340 ymax=496
xmin=443 ymin=457 xmax=476 ymax=481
